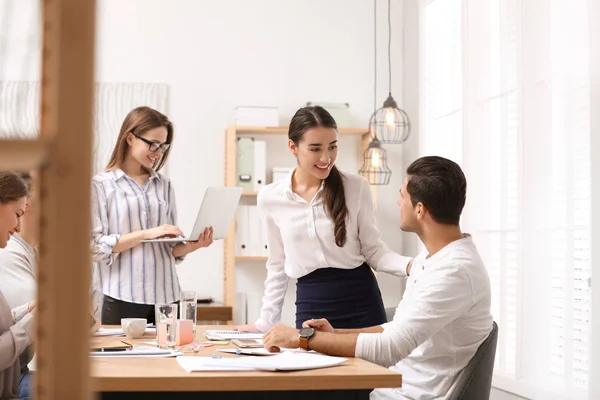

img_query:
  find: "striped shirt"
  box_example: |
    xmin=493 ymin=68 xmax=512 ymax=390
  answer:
xmin=91 ymin=169 xmax=183 ymax=305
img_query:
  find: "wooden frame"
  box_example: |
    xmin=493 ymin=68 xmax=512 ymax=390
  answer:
xmin=222 ymin=125 xmax=377 ymax=316
xmin=0 ymin=0 xmax=95 ymax=399
xmin=36 ymin=0 xmax=96 ymax=398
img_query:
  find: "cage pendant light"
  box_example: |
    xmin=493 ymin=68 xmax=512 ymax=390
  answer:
xmin=360 ymin=0 xmax=392 ymax=185
xmin=371 ymin=0 xmax=411 ymax=144
xmin=359 ymin=125 xmax=392 ymax=185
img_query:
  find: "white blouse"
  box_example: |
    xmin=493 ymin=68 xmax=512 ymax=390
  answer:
xmin=254 ymin=169 xmax=411 ymax=331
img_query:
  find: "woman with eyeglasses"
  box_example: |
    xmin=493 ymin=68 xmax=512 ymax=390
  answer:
xmin=91 ymin=106 xmax=213 ymax=324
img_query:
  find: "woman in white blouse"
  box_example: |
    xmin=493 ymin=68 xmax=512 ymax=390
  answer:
xmin=91 ymin=107 xmax=213 ymax=324
xmin=238 ymin=106 xmax=412 ymax=332
xmin=0 ymin=171 xmax=36 ymax=400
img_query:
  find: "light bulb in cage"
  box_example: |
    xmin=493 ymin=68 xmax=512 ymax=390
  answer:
xmin=359 ymin=136 xmax=391 ymax=186
xmin=385 ymin=108 xmax=396 ymax=129
xmin=371 ymin=148 xmax=381 ymax=168
xmin=369 ymin=94 xmax=411 ymax=144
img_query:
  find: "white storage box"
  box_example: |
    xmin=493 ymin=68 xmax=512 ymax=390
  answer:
xmin=305 ymin=102 xmax=350 ymax=127
xmin=235 ymin=106 xmax=279 ymax=126
xmin=272 ymin=167 xmax=294 ymax=183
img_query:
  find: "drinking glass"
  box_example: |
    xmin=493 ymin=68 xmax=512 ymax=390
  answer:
xmin=155 ymin=303 xmax=178 ymax=348
xmin=180 ymin=290 xmax=198 ymax=334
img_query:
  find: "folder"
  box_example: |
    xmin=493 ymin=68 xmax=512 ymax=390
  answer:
xmin=236 ymin=137 xmax=254 ymax=190
xmin=253 ymin=140 xmax=267 ymax=191
xmin=260 ymin=213 xmax=269 ymax=257
xmin=248 ymin=205 xmax=261 ymax=256
xmin=235 ymin=205 xmax=249 ymax=256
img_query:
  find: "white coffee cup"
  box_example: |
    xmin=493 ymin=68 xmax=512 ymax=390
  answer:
xmin=121 ymin=318 xmax=147 ymax=339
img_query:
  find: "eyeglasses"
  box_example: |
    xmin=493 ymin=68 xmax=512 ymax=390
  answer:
xmin=131 ymin=132 xmax=171 ymax=153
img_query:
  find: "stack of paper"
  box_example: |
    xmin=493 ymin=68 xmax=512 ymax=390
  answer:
xmin=177 ymin=357 xmax=256 ymax=372
xmin=94 ymin=328 xmax=125 ymax=337
xmin=177 ymin=352 xmax=347 ymax=372
xmin=91 ymin=347 xmax=182 ymax=358
xmin=217 ymin=347 xmax=314 ymax=356
xmin=218 ymin=348 xmax=278 ymax=356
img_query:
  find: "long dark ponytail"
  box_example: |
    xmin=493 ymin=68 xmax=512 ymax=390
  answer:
xmin=288 ymin=106 xmax=348 ymax=247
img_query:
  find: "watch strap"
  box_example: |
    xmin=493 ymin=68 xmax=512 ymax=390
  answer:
xmin=299 ymin=336 xmax=309 ymax=350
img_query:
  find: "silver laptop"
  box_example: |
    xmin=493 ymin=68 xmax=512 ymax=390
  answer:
xmin=141 ymin=186 xmax=243 ymax=243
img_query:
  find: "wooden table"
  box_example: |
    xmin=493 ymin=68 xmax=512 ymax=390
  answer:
xmin=91 ymin=325 xmax=402 ymax=400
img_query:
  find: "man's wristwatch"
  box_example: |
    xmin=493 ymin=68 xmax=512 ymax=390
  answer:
xmin=298 ymin=327 xmax=315 ymax=350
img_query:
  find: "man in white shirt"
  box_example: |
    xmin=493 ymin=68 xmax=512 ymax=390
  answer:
xmin=262 ymin=156 xmax=493 ymax=400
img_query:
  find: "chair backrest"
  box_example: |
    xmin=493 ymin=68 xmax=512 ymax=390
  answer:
xmin=446 ymin=321 xmax=499 ymax=400
xmin=385 ymin=306 xmax=396 ymax=323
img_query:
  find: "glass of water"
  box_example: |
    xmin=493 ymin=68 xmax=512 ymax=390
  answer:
xmin=155 ymin=303 xmax=178 ymax=348
xmin=180 ymin=290 xmax=198 ymax=334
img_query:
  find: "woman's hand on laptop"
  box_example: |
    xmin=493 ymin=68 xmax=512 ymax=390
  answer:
xmin=185 ymin=227 xmax=213 ymax=251
xmin=143 ymin=224 xmax=184 ymax=240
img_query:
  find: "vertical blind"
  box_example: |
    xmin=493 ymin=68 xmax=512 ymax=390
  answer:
xmin=420 ymin=0 xmax=592 ymax=398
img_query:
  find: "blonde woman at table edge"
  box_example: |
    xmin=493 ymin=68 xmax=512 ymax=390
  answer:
xmin=236 ymin=106 xmax=413 ymax=333
xmin=91 ymin=106 xmax=213 ymax=325
xmin=0 ymin=171 xmax=36 ymax=400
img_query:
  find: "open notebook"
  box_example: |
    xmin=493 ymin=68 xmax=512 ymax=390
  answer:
xmin=204 ymin=330 xmax=263 ymax=340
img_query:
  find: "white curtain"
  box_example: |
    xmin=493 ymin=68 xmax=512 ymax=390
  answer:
xmin=420 ymin=1 xmax=597 ymax=398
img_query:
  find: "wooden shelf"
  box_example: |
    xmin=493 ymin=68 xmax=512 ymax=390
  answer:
xmin=236 ymin=256 xmax=268 ymax=261
xmin=233 ymin=125 xmax=369 ymax=136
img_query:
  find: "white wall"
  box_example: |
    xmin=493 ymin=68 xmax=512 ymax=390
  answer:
xmin=0 ymin=1 xmax=41 ymax=81
xmin=94 ymin=0 xmax=414 ymax=325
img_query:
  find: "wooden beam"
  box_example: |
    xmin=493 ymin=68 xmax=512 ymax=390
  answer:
xmin=36 ymin=0 xmax=95 ymax=399
xmin=0 ymin=140 xmax=47 ymax=171
xmin=223 ymin=126 xmax=237 ymax=312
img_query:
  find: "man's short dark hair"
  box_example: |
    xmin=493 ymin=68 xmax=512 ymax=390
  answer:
xmin=406 ymin=156 xmax=467 ymax=225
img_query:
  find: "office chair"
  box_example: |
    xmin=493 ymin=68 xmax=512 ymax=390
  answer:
xmin=446 ymin=322 xmax=499 ymax=400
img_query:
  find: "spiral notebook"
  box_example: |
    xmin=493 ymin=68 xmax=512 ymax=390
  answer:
xmin=204 ymin=330 xmax=264 ymax=340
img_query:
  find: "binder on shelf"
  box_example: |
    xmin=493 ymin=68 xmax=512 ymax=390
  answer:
xmin=235 ymin=205 xmax=250 ymax=257
xmin=260 ymin=213 xmax=269 ymax=257
xmin=247 ymin=205 xmax=261 ymax=256
xmin=236 ymin=137 xmax=254 ymax=190
xmin=253 ymin=140 xmax=266 ymax=191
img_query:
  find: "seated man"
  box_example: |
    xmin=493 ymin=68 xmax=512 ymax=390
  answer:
xmin=262 ymin=156 xmax=493 ymax=400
